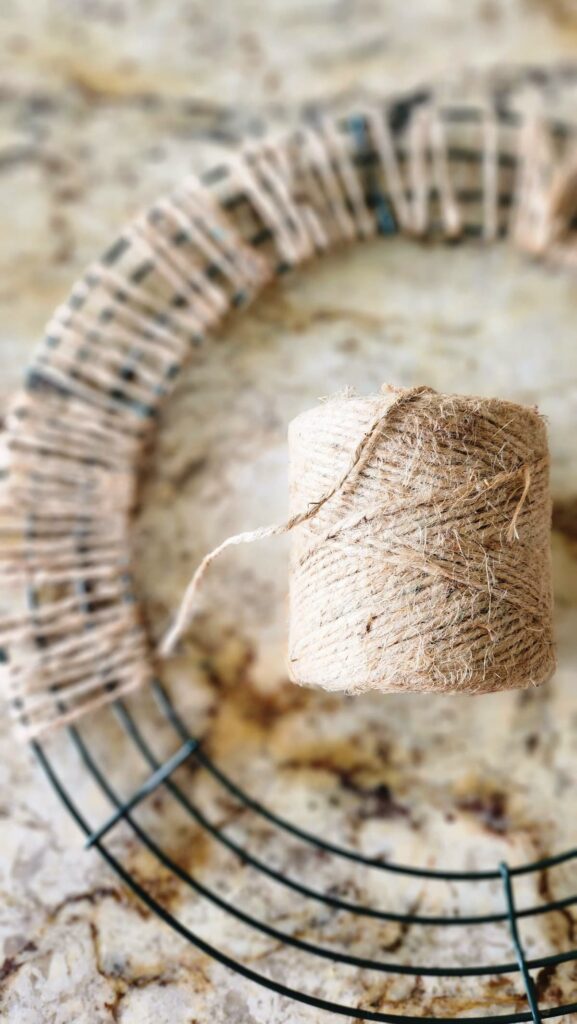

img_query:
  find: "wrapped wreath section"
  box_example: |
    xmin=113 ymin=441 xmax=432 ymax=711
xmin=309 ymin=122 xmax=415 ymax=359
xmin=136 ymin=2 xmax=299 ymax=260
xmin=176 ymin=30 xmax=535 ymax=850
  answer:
xmin=0 ymin=91 xmax=576 ymax=739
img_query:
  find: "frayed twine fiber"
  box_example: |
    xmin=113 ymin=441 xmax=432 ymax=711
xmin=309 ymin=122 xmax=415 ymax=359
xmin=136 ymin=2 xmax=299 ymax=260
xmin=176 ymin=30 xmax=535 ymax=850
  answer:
xmin=288 ymin=385 xmax=555 ymax=695
xmin=162 ymin=384 xmax=555 ymax=697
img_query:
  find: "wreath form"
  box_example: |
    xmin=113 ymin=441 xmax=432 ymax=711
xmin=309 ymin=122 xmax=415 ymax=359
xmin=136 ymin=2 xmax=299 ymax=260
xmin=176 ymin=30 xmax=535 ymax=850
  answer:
xmin=2 ymin=89 xmax=577 ymax=1022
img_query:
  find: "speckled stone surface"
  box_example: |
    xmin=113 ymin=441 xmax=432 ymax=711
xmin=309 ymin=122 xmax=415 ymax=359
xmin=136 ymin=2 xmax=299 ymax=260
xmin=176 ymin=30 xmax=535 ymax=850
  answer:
xmin=3 ymin=4 xmax=577 ymax=1023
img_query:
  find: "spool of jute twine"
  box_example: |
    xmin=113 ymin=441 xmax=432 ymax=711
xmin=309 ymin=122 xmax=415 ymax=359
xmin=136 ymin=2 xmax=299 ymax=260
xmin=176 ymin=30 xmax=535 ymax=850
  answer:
xmin=162 ymin=384 xmax=555 ymax=696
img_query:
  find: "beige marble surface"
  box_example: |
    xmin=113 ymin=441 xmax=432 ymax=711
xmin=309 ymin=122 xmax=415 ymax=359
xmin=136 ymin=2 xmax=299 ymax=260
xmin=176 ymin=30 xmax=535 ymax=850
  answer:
xmin=3 ymin=4 xmax=577 ymax=1023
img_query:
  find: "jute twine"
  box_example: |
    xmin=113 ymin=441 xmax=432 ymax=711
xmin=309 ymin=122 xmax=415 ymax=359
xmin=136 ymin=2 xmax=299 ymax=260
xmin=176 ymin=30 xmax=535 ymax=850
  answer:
xmin=0 ymin=89 xmax=573 ymax=737
xmin=288 ymin=386 xmax=554 ymax=695
xmin=162 ymin=385 xmax=554 ymax=695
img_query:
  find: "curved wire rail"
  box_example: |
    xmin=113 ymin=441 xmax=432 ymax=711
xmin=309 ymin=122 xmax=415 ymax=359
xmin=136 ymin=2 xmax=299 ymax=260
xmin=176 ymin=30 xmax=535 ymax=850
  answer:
xmin=32 ymin=675 xmax=577 ymax=1024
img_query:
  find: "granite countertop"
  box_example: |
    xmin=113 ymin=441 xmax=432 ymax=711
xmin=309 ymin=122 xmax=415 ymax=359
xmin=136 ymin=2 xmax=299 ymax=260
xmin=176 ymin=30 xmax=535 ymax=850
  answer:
xmin=3 ymin=4 xmax=577 ymax=1023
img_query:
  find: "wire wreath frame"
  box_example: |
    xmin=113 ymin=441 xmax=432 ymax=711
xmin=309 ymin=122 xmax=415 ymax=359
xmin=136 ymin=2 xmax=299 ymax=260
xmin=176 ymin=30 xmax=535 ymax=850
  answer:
xmin=2 ymin=85 xmax=577 ymax=1022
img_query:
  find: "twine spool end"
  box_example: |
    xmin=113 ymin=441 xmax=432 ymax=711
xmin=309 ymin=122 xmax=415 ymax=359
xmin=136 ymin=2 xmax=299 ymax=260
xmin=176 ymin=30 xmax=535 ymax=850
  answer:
xmin=288 ymin=385 xmax=555 ymax=697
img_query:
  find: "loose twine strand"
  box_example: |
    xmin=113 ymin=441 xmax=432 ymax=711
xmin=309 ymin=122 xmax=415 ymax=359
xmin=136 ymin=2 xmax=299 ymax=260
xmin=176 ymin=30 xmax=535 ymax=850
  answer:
xmin=159 ymin=386 xmax=432 ymax=656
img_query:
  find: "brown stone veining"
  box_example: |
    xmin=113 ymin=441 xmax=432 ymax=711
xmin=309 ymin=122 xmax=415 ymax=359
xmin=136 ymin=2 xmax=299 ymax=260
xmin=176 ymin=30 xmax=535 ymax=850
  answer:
xmin=4 ymin=8 xmax=577 ymax=1021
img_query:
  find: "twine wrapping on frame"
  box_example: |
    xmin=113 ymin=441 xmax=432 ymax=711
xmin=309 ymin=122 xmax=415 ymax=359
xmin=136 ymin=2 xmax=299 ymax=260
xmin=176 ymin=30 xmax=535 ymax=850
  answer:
xmin=0 ymin=88 xmax=574 ymax=738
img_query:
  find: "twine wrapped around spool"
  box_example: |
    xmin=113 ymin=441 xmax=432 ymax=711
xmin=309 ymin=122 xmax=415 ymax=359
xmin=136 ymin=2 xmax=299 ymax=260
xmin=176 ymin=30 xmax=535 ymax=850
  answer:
xmin=162 ymin=384 xmax=555 ymax=696
xmin=288 ymin=385 xmax=555 ymax=695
